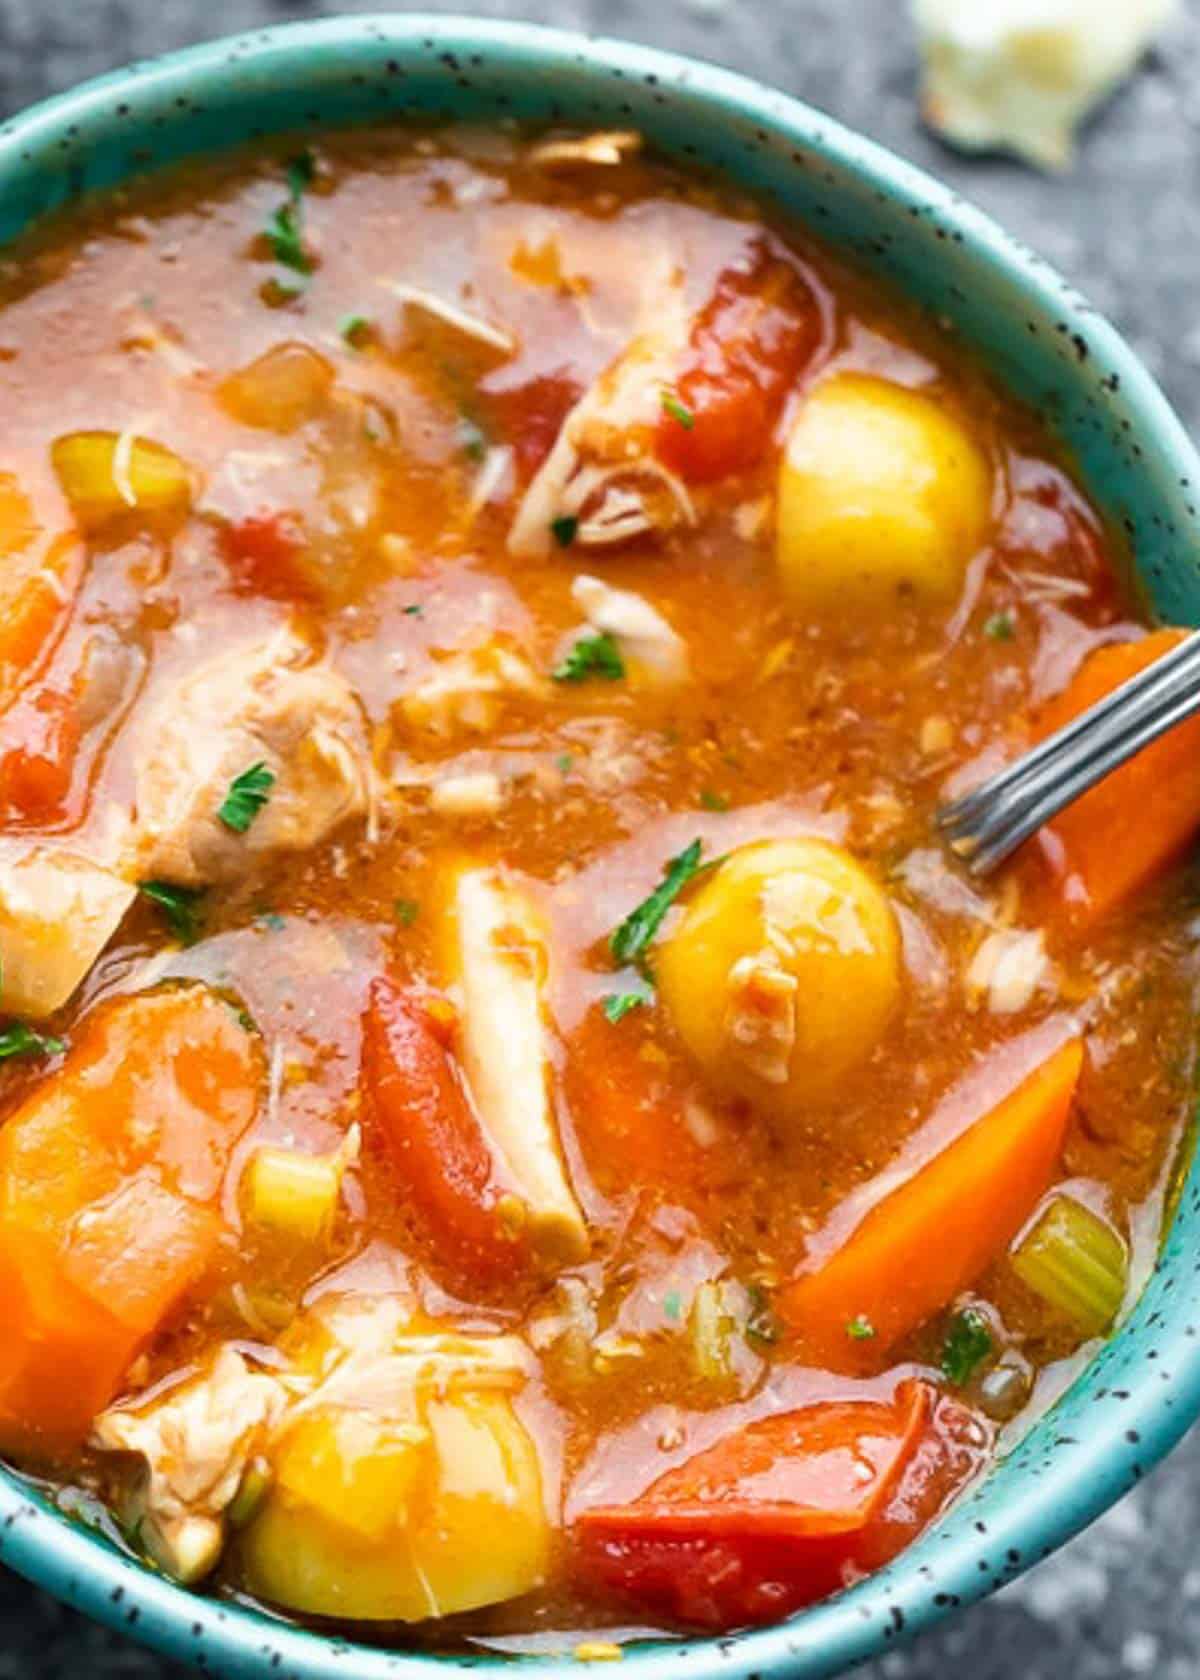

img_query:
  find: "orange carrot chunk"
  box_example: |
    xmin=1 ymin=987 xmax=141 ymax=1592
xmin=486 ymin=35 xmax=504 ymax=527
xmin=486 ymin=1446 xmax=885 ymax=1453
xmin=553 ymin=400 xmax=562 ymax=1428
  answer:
xmin=1032 ymin=629 xmax=1200 ymax=921
xmin=0 ymin=986 xmax=260 ymax=1453
xmin=779 ymin=1038 xmax=1084 ymax=1366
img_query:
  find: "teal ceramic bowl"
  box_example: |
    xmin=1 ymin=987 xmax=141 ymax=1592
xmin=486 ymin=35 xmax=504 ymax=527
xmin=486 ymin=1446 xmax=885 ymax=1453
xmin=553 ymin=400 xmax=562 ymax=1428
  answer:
xmin=1 ymin=14 xmax=1198 ymax=1679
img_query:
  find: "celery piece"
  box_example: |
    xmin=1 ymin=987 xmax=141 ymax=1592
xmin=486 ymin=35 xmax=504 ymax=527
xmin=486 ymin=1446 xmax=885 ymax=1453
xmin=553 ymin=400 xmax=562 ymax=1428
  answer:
xmin=1011 ymin=1194 xmax=1127 ymax=1337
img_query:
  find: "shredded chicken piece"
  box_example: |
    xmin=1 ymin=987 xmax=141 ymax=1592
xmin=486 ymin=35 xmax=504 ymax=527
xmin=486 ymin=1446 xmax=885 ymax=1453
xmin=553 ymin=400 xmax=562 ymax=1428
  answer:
xmin=0 ymin=846 xmax=136 ymax=1019
xmin=527 ymin=130 xmax=643 ymax=169
xmin=132 ymin=628 xmax=376 ymax=886
xmin=401 ymin=639 xmax=541 ymax=740
xmin=92 ymin=1349 xmax=287 ymax=1584
xmin=384 ymin=281 xmax=517 ymax=355
xmin=966 ymin=927 xmax=1053 ymax=1015
xmin=570 ymin=573 xmax=689 ymax=685
xmin=447 ymin=867 xmax=588 ymax=1263
xmin=508 ymin=268 xmax=696 ymax=559
xmin=723 ymin=950 xmax=798 ymax=1085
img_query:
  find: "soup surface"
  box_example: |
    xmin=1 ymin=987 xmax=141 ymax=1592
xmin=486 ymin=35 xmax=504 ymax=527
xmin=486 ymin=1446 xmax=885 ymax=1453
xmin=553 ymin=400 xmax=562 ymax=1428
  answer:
xmin=0 ymin=124 xmax=1195 ymax=1650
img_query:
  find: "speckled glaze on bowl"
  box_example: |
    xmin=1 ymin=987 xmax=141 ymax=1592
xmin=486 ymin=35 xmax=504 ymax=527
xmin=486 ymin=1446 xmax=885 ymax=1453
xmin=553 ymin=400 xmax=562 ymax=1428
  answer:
xmin=0 ymin=14 xmax=1198 ymax=1679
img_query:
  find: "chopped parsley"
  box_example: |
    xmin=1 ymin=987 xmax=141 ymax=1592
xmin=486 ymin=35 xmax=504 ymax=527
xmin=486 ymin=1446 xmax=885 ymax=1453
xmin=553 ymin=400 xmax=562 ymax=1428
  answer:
xmin=0 ymin=1022 xmax=65 ymax=1061
xmin=984 ymin=611 xmax=1015 ymax=642
xmin=265 ymin=152 xmax=315 ymax=278
xmin=457 ymin=414 xmax=489 ymax=463
xmin=602 ymin=990 xmax=647 ymax=1024
xmin=660 ymin=388 xmax=695 ymax=430
xmin=846 ymin=1314 xmax=876 ymax=1341
xmin=700 ymin=788 xmax=729 ymax=812
xmin=394 ymin=897 xmax=420 ymax=927
xmin=338 ymin=312 xmax=370 ymax=347
xmin=403 ymin=603 xmax=424 ymax=617
xmin=610 ymin=838 xmax=704 ymax=969
xmin=662 ymin=1290 xmax=683 ymax=1323
xmin=550 ymin=514 xmax=578 ymax=549
xmin=745 ymin=1285 xmax=781 ymax=1347
xmin=139 ymin=880 xmax=204 ymax=946
xmin=553 ymin=631 xmax=625 ymax=685
xmin=556 ymin=752 xmax=574 ymax=776
xmin=940 ymin=1307 xmax=993 ymax=1386
xmin=218 ymin=762 xmax=276 ymax=834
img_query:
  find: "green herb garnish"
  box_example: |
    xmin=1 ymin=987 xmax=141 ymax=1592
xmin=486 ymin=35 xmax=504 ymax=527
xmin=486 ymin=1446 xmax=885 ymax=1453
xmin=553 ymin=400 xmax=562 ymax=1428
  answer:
xmin=663 ymin=1290 xmax=683 ymax=1323
xmin=0 ymin=1022 xmax=65 ymax=1061
xmin=556 ymin=752 xmax=574 ymax=776
xmin=940 ymin=1307 xmax=993 ymax=1386
xmin=403 ymin=603 xmax=424 ymax=617
xmin=139 ymin=880 xmax=204 ymax=946
xmin=458 ymin=414 xmax=488 ymax=463
xmin=745 ymin=1285 xmax=781 ymax=1348
xmin=338 ymin=312 xmax=370 ymax=347
xmin=394 ymin=897 xmax=420 ymax=927
xmin=550 ymin=514 xmax=578 ymax=549
xmin=984 ymin=611 xmax=1015 ymax=642
xmin=553 ymin=631 xmax=625 ymax=685
xmin=602 ymin=991 xmax=647 ymax=1024
xmin=265 ymin=153 xmax=315 ymax=278
xmin=660 ymin=388 xmax=695 ymax=430
xmin=218 ymin=762 xmax=276 ymax=834
xmin=700 ymin=788 xmax=729 ymax=812
xmin=846 ymin=1314 xmax=876 ymax=1342
xmin=611 ymin=839 xmax=704 ymax=968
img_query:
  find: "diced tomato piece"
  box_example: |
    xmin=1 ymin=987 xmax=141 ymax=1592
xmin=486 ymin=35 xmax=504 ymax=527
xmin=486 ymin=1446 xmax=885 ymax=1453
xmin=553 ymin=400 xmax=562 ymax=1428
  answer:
xmin=484 ymin=372 xmax=581 ymax=481
xmin=655 ymin=245 xmax=822 ymax=484
xmin=576 ymin=1380 xmax=981 ymax=1629
xmin=362 ymin=978 xmax=528 ymax=1284
xmin=0 ymin=681 xmax=80 ymax=824
xmin=221 ymin=509 xmax=313 ymax=600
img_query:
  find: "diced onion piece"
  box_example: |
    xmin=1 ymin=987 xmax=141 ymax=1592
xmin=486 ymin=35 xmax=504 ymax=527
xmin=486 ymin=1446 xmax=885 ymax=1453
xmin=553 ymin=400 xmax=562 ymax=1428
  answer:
xmin=52 ymin=430 xmax=192 ymax=534
xmin=244 ymin=1126 xmax=358 ymax=1243
xmin=1011 ymin=1193 xmax=1128 ymax=1336
xmin=217 ymin=342 xmax=336 ymax=432
xmin=0 ymin=847 xmax=136 ymax=1019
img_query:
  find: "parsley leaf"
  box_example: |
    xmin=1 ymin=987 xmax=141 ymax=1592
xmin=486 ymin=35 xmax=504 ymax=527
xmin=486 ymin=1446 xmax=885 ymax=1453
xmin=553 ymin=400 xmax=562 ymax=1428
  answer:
xmin=662 ymin=1289 xmax=683 ymax=1322
xmin=338 ymin=312 xmax=370 ymax=347
xmin=265 ymin=154 xmax=315 ymax=277
xmin=846 ymin=1314 xmax=876 ymax=1341
xmin=660 ymin=388 xmax=695 ymax=430
xmin=139 ymin=880 xmax=204 ymax=945
xmin=611 ymin=839 xmax=704 ymax=968
xmin=218 ymin=762 xmax=276 ymax=834
xmin=553 ymin=632 xmax=625 ymax=684
xmin=603 ymin=990 xmax=647 ymax=1024
xmin=550 ymin=514 xmax=578 ymax=549
xmin=940 ymin=1307 xmax=993 ymax=1386
xmin=457 ymin=414 xmax=488 ymax=463
xmin=286 ymin=150 xmax=316 ymax=196
xmin=0 ymin=1022 xmax=65 ymax=1061
xmin=394 ymin=897 xmax=420 ymax=927
xmin=984 ymin=611 xmax=1015 ymax=642
xmin=700 ymin=788 xmax=729 ymax=812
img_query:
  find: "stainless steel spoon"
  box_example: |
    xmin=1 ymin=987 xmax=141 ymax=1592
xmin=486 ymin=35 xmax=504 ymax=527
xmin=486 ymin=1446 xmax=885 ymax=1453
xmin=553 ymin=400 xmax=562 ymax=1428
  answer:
xmin=937 ymin=629 xmax=1200 ymax=875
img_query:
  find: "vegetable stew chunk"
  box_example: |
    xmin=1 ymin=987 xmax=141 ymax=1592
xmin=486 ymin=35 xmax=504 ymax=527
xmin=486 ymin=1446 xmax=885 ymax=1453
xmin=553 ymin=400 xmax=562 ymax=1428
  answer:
xmin=133 ymin=629 xmax=374 ymax=885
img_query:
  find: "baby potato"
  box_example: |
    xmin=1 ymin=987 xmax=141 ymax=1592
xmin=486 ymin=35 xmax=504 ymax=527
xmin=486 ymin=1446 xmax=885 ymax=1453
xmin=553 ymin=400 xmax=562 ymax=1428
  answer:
xmin=657 ymin=837 xmax=901 ymax=1110
xmin=775 ymin=374 xmax=991 ymax=613
xmin=240 ymin=1386 xmax=549 ymax=1621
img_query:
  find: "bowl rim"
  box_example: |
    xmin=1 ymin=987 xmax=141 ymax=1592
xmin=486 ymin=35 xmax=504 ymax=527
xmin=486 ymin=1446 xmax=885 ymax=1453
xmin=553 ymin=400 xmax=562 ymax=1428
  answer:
xmin=1 ymin=13 xmax=1199 ymax=1680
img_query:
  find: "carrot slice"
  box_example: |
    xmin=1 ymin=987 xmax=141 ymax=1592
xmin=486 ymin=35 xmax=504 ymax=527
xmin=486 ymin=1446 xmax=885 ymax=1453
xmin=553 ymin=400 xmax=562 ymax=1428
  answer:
xmin=362 ymin=977 xmax=528 ymax=1285
xmin=1031 ymin=629 xmax=1200 ymax=921
xmin=576 ymin=1381 xmax=975 ymax=1629
xmin=0 ymin=519 xmax=82 ymax=707
xmin=779 ymin=1038 xmax=1084 ymax=1365
xmin=0 ymin=986 xmax=261 ymax=1453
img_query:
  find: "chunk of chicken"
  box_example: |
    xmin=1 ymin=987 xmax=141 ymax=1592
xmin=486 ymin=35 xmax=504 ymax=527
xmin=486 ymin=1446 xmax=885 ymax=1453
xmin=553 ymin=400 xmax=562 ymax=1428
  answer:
xmin=400 ymin=639 xmax=541 ymax=740
xmin=133 ymin=630 xmax=374 ymax=886
xmin=92 ymin=1347 xmax=287 ymax=1583
xmin=443 ymin=866 xmax=588 ymax=1262
xmin=570 ymin=573 xmax=689 ymax=686
xmin=508 ymin=268 xmax=696 ymax=559
xmin=0 ymin=846 xmax=136 ymax=1018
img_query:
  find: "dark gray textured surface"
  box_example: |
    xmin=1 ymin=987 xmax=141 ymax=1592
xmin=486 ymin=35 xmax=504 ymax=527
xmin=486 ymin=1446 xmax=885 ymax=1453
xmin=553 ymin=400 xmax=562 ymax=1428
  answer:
xmin=0 ymin=2 xmax=1197 ymax=1676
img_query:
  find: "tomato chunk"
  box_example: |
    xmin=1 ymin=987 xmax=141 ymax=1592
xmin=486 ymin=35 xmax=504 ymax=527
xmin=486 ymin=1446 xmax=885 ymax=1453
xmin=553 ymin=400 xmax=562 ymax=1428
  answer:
xmin=576 ymin=1381 xmax=981 ymax=1629
xmin=362 ymin=978 xmax=528 ymax=1284
xmin=655 ymin=246 xmax=821 ymax=484
xmin=221 ymin=509 xmax=313 ymax=600
xmin=0 ymin=680 xmax=80 ymax=824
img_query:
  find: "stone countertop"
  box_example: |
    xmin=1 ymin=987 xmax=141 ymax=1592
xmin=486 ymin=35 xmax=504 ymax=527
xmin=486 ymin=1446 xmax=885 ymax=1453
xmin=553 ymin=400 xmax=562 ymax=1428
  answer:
xmin=0 ymin=2 xmax=1197 ymax=1676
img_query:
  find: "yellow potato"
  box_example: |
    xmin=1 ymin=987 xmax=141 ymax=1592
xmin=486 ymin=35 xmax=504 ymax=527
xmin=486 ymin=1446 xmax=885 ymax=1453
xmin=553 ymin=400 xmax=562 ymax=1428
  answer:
xmin=240 ymin=1391 xmax=549 ymax=1621
xmin=776 ymin=374 xmax=991 ymax=613
xmin=51 ymin=430 xmax=192 ymax=534
xmin=657 ymin=837 xmax=901 ymax=1109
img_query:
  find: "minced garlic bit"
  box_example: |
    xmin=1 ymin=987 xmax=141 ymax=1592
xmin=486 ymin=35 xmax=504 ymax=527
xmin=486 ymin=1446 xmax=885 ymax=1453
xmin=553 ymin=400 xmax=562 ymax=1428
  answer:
xmin=913 ymin=0 xmax=1178 ymax=171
